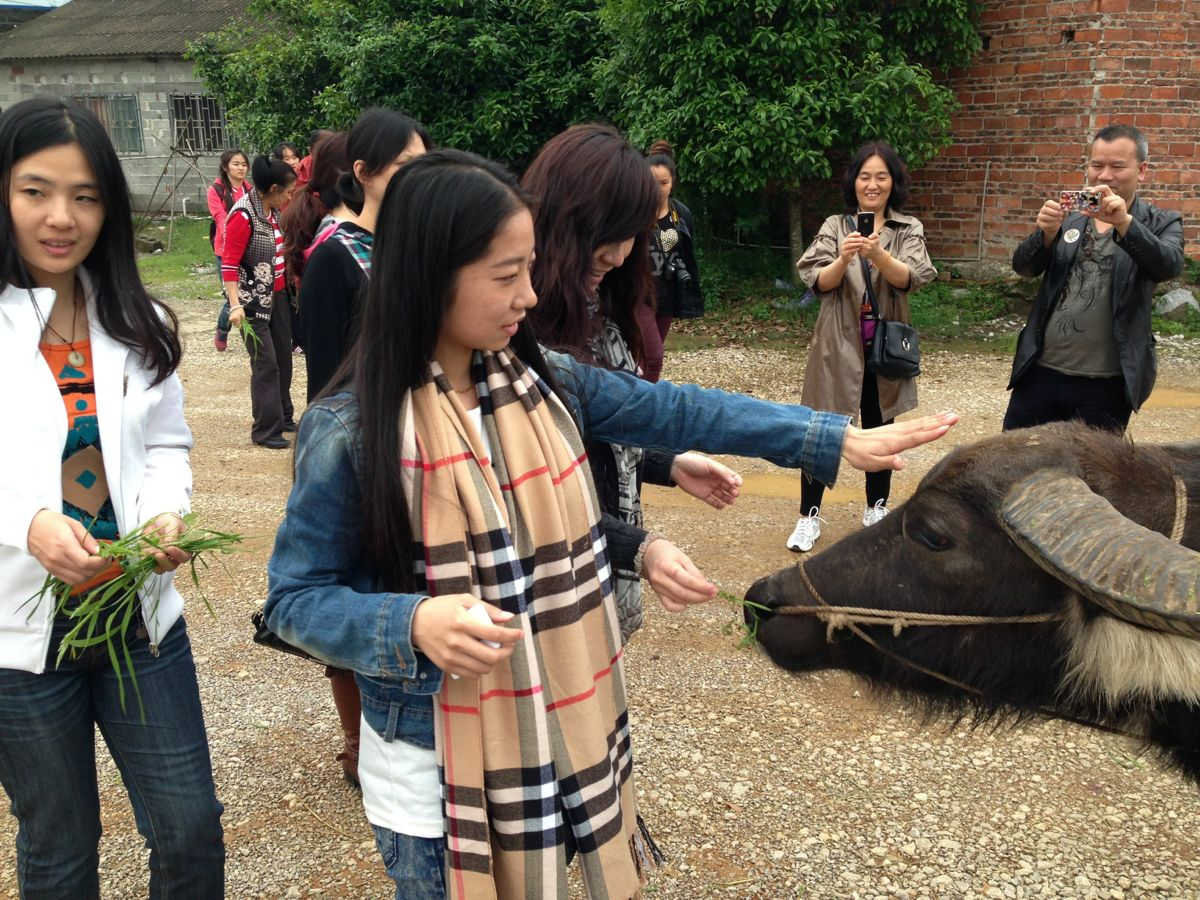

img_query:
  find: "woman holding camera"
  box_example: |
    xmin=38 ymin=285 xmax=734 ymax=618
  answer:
xmin=643 ymin=140 xmax=703 ymax=382
xmin=786 ymin=141 xmax=936 ymax=552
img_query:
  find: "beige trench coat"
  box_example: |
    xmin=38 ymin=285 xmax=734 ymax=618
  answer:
xmin=796 ymin=210 xmax=937 ymax=422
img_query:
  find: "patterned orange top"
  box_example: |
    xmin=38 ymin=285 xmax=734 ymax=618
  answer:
xmin=40 ymin=339 xmax=122 ymax=594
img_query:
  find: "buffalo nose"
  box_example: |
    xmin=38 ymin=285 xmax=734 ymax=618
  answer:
xmin=744 ymin=576 xmax=776 ymax=629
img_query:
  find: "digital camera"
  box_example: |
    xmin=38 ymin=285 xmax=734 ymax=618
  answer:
xmin=664 ymin=256 xmax=692 ymax=287
xmin=1059 ymin=189 xmax=1102 ymax=213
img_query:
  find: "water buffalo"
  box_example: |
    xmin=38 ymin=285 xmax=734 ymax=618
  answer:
xmin=745 ymin=422 xmax=1200 ymax=782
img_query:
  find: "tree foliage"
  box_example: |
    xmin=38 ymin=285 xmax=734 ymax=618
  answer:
xmin=189 ymin=0 xmax=607 ymax=167
xmin=597 ymin=0 xmax=981 ymax=195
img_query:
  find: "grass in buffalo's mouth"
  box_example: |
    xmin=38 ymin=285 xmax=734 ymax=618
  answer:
xmin=21 ymin=514 xmax=244 ymax=719
xmin=719 ymin=589 xmax=770 ymax=649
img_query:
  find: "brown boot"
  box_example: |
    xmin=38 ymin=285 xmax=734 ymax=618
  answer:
xmin=327 ymin=667 xmax=362 ymax=788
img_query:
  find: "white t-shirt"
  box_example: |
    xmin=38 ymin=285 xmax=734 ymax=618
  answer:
xmin=358 ymin=405 xmax=490 ymax=838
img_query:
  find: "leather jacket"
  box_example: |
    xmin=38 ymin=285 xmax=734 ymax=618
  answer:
xmin=1008 ymin=197 xmax=1184 ymax=410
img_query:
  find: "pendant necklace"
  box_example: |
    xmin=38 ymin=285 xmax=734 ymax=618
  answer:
xmin=43 ymin=282 xmax=85 ymax=367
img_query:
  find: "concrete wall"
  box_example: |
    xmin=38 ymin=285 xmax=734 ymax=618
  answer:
xmin=1 ymin=55 xmax=230 ymax=216
xmin=904 ymin=0 xmax=1200 ymax=263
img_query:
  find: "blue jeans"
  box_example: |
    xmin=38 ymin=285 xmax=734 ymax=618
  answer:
xmin=0 ymin=614 xmax=225 ymax=899
xmin=371 ymin=824 xmax=444 ymax=900
xmin=215 ymin=254 xmax=231 ymax=336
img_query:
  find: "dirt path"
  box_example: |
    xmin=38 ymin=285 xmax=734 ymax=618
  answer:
xmin=3 ymin=292 xmax=1198 ymax=898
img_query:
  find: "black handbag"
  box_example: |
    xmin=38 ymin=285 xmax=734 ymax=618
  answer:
xmin=250 ymin=609 xmax=319 ymax=662
xmin=857 ymin=239 xmax=920 ymax=379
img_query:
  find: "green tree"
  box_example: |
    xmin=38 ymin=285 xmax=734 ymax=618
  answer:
xmin=598 ymin=0 xmax=982 ymax=260
xmin=189 ymin=0 xmax=608 ymax=167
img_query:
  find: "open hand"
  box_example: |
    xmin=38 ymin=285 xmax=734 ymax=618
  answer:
xmin=411 ymin=595 xmax=521 ymax=678
xmin=26 ymin=509 xmax=109 ymax=585
xmin=670 ymin=452 xmax=742 ymax=510
xmin=642 ymin=538 xmax=718 ymax=612
xmin=840 ymin=411 xmax=959 ymax=473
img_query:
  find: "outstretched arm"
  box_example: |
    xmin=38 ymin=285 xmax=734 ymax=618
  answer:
xmin=840 ymin=411 xmax=959 ymax=473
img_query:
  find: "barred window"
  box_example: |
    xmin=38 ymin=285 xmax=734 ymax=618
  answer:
xmin=70 ymin=94 xmax=143 ymax=155
xmin=170 ymin=94 xmax=228 ymax=153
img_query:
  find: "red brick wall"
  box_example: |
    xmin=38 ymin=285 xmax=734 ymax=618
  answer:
xmin=905 ymin=0 xmax=1200 ymax=262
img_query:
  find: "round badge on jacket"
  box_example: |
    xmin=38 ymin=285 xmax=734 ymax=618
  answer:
xmin=1063 ymin=228 xmax=1081 ymax=244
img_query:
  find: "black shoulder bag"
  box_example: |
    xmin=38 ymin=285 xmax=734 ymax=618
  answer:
xmin=854 ymin=218 xmax=920 ymax=379
xmin=250 ymin=609 xmax=319 ymax=662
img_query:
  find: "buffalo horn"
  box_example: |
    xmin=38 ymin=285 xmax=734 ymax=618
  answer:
xmin=1000 ymin=470 xmax=1200 ymax=640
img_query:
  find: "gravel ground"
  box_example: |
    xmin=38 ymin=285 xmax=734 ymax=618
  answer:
xmin=2 ymin=293 xmax=1198 ymax=899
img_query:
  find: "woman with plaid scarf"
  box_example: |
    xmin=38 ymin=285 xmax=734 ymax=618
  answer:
xmin=264 ymin=149 xmax=956 ymax=899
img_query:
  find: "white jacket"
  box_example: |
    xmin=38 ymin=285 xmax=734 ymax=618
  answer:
xmin=0 ymin=273 xmax=193 ymax=673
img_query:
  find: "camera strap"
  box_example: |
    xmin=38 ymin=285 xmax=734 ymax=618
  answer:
xmin=847 ymin=215 xmax=884 ymax=321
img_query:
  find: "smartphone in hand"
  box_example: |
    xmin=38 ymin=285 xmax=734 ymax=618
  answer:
xmin=1059 ymin=189 xmax=1102 ymax=213
xmin=856 ymin=211 xmax=876 ymax=236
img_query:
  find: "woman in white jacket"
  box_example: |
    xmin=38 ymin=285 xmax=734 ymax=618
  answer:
xmin=0 ymin=98 xmax=224 ymax=897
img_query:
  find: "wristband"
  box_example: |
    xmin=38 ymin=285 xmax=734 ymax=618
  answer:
xmin=633 ymin=532 xmax=663 ymax=578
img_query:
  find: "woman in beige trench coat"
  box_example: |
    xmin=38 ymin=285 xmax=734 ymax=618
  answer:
xmin=787 ymin=142 xmax=937 ymax=552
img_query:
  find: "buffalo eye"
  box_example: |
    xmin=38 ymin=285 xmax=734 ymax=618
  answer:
xmin=912 ymin=523 xmax=953 ymax=552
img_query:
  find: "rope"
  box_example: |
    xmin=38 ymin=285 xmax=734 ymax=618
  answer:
xmin=785 ymin=559 xmax=1161 ymax=747
xmin=778 ymin=564 xmax=1063 ymax=644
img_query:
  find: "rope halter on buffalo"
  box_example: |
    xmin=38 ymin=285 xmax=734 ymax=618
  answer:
xmin=783 ymin=561 xmax=1063 ymax=646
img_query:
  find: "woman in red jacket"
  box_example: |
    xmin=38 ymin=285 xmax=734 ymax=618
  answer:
xmin=208 ymin=148 xmax=249 ymax=350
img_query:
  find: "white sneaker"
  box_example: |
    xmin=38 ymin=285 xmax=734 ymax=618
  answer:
xmin=862 ymin=500 xmax=889 ymax=526
xmin=786 ymin=508 xmax=822 ymax=552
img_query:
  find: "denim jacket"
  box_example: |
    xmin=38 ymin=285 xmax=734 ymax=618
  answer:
xmin=264 ymin=351 xmax=850 ymax=747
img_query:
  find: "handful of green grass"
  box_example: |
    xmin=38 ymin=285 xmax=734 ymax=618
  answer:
xmin=237 ymin=315 xmax=261 ymax=356
xmin=718 ymin=589 xmax=771 ymax=649
xmin=23 ymin=514 xmax=244 ymax=718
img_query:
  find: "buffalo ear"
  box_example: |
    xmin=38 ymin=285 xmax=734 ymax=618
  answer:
xmin=1000 ymin=470 xmax=1200 ymax=639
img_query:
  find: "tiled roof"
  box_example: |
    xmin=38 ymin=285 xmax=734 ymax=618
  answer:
xmin=0 ymin=0 xmax=249 ymax=61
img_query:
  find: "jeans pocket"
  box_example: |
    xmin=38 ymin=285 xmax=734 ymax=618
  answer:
xmin=371 ymin=825 xmax=444 ymax=899
xmin=371 ymin=823 xmax=399 ymax=871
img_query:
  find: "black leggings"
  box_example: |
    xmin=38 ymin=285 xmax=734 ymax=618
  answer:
xmin=801 ymin=369 xmax=892 ymax=513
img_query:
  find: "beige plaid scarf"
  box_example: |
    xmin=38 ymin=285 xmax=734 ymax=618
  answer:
xmin=399 ymin=349 xmax=652 ymax=899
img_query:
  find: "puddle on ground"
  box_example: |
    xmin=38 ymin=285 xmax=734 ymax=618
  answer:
xmin=644 ymin=472 xmax=863 ymax=507
xmin=1142 ymin=387 xmax=1200 ymax=410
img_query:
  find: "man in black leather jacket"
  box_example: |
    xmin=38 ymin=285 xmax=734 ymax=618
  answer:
xmin=1004 ymin=124 xmax=1184 ymax=433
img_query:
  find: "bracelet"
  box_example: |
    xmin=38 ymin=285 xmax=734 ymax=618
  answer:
xmin=633 ymin=532 xmax=663 ymax=578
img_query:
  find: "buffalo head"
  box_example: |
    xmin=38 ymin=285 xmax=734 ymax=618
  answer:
xmin=746 ymin=422 xmax=1200 ymax=781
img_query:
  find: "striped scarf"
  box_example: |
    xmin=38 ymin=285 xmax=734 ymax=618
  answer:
xmin=399 ymin=349 xmax=651 ymax=900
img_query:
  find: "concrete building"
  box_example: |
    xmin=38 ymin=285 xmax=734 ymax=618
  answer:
xmin=0 ymin=0 xmax=248 ymax=214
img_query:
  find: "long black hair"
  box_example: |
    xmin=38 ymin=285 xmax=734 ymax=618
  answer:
xmin=217 ymin=147 xmax=247 ymax=196
xmin=250 ymin=154 xmax=296 ymax=197
xmin=335 ymin=107 xmax=432 ymax=214
xmin=342 ymin=148 xmax=563 ymax=591
xmin=0 ymin=98 xmax=180 ymax=383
